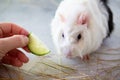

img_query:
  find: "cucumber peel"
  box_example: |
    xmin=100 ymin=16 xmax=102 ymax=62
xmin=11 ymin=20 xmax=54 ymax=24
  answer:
xmin=28 ymin=33 xmax=50 ymax=56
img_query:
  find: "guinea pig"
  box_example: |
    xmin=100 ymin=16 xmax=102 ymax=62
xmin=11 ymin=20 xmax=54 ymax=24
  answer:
xmin=51 ymin=0 xmax=114 ymax=60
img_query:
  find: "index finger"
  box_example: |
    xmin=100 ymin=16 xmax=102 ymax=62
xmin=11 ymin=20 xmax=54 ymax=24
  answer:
xmin=0 ymin=23 xmax=29 ymax=37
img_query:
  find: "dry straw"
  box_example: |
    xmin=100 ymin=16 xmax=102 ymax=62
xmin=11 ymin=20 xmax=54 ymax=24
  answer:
xmin=0 ymin=47 xmax=120 ymax=80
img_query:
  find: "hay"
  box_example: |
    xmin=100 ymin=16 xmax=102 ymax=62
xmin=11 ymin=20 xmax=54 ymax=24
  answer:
xmin=0 ymin=48 xmax=120 ymax=80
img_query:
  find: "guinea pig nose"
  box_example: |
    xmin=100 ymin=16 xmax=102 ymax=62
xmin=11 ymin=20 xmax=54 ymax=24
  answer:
xmin=66 ymin=52 xmax=72 ymax=58
xmin=62 ymin=49 xmax=72 ymax=58
xmin=66 ymin=51 xmax=72 ymax=58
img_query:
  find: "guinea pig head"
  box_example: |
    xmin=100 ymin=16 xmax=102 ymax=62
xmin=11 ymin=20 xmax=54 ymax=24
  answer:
xmin=55 ymin=13 xmax=90 ymax=58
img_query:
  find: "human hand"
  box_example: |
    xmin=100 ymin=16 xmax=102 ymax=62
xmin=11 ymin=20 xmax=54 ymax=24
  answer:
xmin=0 ymin=23 xmax=29 ymax=67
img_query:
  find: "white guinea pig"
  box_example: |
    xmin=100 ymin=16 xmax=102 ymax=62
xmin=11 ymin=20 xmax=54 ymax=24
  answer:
xmin=51 ymin=0 xmax=114 ymax=59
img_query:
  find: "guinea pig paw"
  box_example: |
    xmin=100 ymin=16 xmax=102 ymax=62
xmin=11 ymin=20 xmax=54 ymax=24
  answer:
xmin=82 ymin=54 xmax=90 ymax=61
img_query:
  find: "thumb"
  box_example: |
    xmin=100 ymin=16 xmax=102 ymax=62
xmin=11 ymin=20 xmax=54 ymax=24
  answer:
xmin=0 ymin=35 xmax=29 ymax=54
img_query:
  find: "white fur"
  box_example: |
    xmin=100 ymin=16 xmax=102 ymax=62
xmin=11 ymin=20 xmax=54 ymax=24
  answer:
xmin=51 ymin=0 xmax=109 ymax=58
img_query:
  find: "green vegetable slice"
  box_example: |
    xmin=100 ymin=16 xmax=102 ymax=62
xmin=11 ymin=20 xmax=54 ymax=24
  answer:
xmin=28 ymin=33 xmax=50 ymax=56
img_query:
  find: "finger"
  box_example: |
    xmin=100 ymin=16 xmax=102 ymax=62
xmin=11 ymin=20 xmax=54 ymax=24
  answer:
xmin=7 ymin=49 xmax=18 ymax=57
xmin=17 ymin=52 xmax=29 ymax=63
xmin=7 ymin=49 xmax=29 ymax=63
xmin=1 ymin=55 xmax=23 ymax=67
xmin=0 ymin=23 xmax=29 ymax=37
xmin=0 ymin=35 xmax=29 ymax=53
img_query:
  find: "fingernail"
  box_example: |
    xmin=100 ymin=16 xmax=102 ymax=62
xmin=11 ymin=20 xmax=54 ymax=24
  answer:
xmin=21 ymin=30 xmax=29 ymax=36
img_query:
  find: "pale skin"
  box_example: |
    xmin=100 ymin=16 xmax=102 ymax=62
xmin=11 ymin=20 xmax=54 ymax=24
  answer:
xmin=0 ymin=23 xmax=29 ymax=67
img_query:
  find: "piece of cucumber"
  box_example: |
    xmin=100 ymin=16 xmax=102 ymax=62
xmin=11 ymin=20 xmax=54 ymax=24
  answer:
xmin=28 ymin=33 xmax=50 ymax=56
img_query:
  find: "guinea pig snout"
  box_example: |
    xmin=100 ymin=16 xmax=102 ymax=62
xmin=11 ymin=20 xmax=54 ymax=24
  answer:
xmin=62 ymin=47 xmax=73 ymax=58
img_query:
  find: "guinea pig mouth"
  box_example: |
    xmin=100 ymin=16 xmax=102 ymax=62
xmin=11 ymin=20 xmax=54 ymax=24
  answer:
xmin=66 ymin=52 xmax=72 ymax=58
xmin=65 ymin=49 xmax=82 ymax=58
xmin=62 ymin=50 xmax=78 ymax=59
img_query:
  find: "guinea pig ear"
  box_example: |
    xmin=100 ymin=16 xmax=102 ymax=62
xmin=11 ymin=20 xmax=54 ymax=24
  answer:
xmin=76 ymin=13 xmax=88 ymax=26
xmin=59 ymin=14 xmax=66 ymax=22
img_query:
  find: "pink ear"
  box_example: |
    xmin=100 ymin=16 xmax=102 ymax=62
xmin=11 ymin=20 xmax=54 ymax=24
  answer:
xmin=77 ymin=13 xmax=88 ymax=25
xmin=59 ymin=14 xmax=66 ymax=22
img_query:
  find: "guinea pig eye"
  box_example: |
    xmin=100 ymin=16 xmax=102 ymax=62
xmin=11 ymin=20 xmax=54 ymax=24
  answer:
xmin=77 ymin=34 xmax=81 ymax=41
xmin=62 ymin=33 xmax=64 ymax=38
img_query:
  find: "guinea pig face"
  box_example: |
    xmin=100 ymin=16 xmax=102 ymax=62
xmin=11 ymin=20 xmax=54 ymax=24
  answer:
xmin=57 ymin=13 xmax=89 ymax=58
xmin=51 ymin=0 xmax=92 ymax=58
